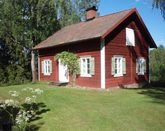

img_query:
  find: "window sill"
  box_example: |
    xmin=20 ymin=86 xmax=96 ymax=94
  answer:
xmin=137 ymin=73 xmax=145 ymax=76
xmin=114 ymin=74 xmax=123 ymax=77
xmin=80 ymin=74 xmax=92 ymax=77
xmin=43 ymin=73 xmax=51 ymax=76
xmin=126 ymin=43 xmax=135 ymax=46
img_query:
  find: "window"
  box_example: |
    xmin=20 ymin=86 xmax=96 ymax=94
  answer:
xmin=136 ymin=58 xmax=146 ymax=75
xmin=80 ymin=57 xmax=95 ymax=77
xmin=112 ymin=56 xmax=126 ymax=77
xmin=42 ymin=59 xmax=52 ymax=76
xmin=126 ymin=28 xmax=135 ymax=46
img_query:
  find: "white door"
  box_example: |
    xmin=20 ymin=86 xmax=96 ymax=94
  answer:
xmin=58 ymin=60 xmax=69 ymax=82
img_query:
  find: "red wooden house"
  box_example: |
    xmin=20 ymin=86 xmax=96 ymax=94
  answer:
xmin=33 ymin=7 xmax=157 ymax=89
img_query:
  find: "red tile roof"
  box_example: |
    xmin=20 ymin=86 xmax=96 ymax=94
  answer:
xmin=34 ymin=8 xmax=156 ymax=49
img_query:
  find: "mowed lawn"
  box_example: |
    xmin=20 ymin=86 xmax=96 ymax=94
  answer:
xmin=0 ymin=83 xmax=165 ymax=131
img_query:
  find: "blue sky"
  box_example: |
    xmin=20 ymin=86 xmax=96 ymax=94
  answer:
xmin=99 ymin=0 xmax=165 ymax=47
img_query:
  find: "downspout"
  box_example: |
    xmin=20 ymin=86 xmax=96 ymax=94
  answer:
xmin=100 ymin=39 xmax=106 ymax=89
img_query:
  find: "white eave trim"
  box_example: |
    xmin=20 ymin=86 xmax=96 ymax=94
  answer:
xmin=100 ymin=39 xmax=106 ymax=89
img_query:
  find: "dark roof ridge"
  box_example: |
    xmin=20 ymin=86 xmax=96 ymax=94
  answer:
xmin=94 ymin=8 xmax=136 ymax=20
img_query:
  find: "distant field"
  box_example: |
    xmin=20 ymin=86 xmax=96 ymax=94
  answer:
xmin=0 ymin=83 xmax=165 ymax=131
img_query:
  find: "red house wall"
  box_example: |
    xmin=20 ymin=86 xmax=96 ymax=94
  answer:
xmin=105 ymin=18 xmax=149 ymax=88
xmin=39 ymin=39 xmax=101 ymax=88
xmin=38 ymin=15 xmax=151 ymax=88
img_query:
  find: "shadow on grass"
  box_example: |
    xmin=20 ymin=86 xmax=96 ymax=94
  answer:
xmin=138 ymin=87 xmax=165 ymax=104
xmin=27 ymin=122 xmax=44 ymax=131
xmin=0 ymin=102 xmax=50 ymax=131
xmin=121 ymin=81 xmax=165 ymax=105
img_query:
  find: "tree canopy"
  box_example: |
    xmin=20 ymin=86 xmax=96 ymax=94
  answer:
xmin=150 ymin=45 xmax=165 ymax=81
xmin=153 ymin=0 xmax=165 ymax=19
xmin=0 ymin=0 xmax=100 ymax=85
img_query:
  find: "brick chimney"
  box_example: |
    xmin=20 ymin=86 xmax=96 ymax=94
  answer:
xmin=86 ymin=6 xmax=97 ymax=21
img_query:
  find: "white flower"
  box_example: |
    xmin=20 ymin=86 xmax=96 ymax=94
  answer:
xmin=25 ymin=97 xmax=32 ymax=104
xmin=0 ymin=103 xmax=6 ymax=109
xmin=16 ymin=109 xmax=36 ymax=125
xmin=4 ymin=99 xmax=16 ymax=107
xmin=32 ymin=95 xmax=37 ymax=103
xmin=33 ymin=88 xmax=43 ymax=95
xmin=32 ymin=95 xmax=36 ymax=99
xmin=9 ymin=91 xmax=19 ymax=97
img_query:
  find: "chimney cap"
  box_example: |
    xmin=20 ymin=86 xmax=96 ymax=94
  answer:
xmin=86 ymin=6 xmax=98 ymax=12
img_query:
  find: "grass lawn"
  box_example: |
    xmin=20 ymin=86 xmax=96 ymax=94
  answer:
xmin=0 ymin=83 xmax=165 ymax=131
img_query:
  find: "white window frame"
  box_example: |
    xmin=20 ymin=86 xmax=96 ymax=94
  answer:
xmin=136 ymin=57 xmax=146 ymax=75
xmin=114 ymin=56 xmax=123 ymax=77
xmin=80 ymin=57 xmax=92 ymax=77
xmin=43 ymin=59 xmax=52 ymax=76
xmin=126 ymin=28 xmax=135 ymax=46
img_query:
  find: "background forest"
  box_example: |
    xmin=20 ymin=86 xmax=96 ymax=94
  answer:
xmin=0 ymin=0 xmax=164 ymax=86
xmin=0 ymin=0 xmax=99 ymax=85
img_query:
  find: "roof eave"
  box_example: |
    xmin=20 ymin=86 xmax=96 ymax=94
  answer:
xmin=33 ymin=36 xmax=101 ymax=50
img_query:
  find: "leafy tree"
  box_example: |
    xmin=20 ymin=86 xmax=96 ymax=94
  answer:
xmin=56 ymin=51 xmax=80 ymax=86
xmin=0 ymin=0 xmax=30 ymax=84
xmin=0 ymin=0 xmax=100 ymax=85
xmin=0 ymin=39 xmax=10 ymax=85
xmin=22 ymin=0 xmax=60 ymax=82
xmin=153 ymin=0 xmax=165 ymax=19
xmin=0 ymin=0 xmax=59 ymax=84
xmin=55 ymin=0 xmax=100 ymax=27
xmin=150 ymin=45 xmax=165 ymax=81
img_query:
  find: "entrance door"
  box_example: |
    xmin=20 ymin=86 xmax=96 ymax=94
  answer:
xmin=58 ymin=60 xmax=69 ymax=82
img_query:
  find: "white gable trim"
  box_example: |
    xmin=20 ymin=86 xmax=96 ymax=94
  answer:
xmin=148 ymin=48 xmax=150 ymax=83
xmin=100 ymin=39 xmax=106 ymax=89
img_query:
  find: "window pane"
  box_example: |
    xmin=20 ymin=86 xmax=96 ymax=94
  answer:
xmin=87 ymin=58 xmax=90 ymax=74
xmin=118 ymin=58 xmax=121 ymax=74
xmin=82 ymin=59 xmax=86 ymax=74
xmin=115 ymin=58 xmax=117 ymax=74
xmin=80 ymin=57 xmax=92 ymax=77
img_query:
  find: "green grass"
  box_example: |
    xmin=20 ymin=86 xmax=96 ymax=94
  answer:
xmin=0 ymin=83 xmax=165 ymax=131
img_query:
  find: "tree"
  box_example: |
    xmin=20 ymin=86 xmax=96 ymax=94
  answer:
xmin=22 ymin=0 xmax=60 ymax=82
xmin=153 ymin=0 xmax=165 ymax=19
xmin=0 ymin=0 xmax=100 ymax=85
xmin=55 ymin=0 xmax=100 ymax=27
xmin=0 ymin=0 xmax=60 ymax=84
xmin=0 ymin=0 xmax=30 ymax=84
xmin=150 ymin=45 xmax=165 ymax=81
xmin=56 ymin=51 xmax=80 ymax=86
xmin=0 ymin=39 xmax=10 ymax=85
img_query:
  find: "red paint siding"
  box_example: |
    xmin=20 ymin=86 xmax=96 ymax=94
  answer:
xmin=39 ymin=39 xmax=101 ymax=88
xmin=39 ymin=17 xmax=150 ymax=88
xmin=105 ymin=19 xmax=149 ymax=88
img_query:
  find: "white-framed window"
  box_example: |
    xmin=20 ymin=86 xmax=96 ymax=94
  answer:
xmin=111 ymin=56 xmax=126 ymax=77
xmin=80 ymin=56 xmax=95 ymax=77
xmin=136 ymin=57 xmax=146 ymax=75
xmin=42 ymin=59 xmax=52 ymax=76
xmin=126 ymin=28 xmax=135 ymax=46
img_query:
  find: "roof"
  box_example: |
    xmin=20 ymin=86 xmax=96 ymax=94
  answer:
xmin=34 ymin=8 xmax=157 ymax=49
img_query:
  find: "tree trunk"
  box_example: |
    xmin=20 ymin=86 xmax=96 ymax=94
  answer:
xmin=69 ymin=73 xmax=76 ymax=87
xmin=31 ymin=50 xmax=36 ymax=82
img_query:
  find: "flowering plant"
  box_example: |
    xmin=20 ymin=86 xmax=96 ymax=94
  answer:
xmin=0 ymin=87 xmax=43 ymax=131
